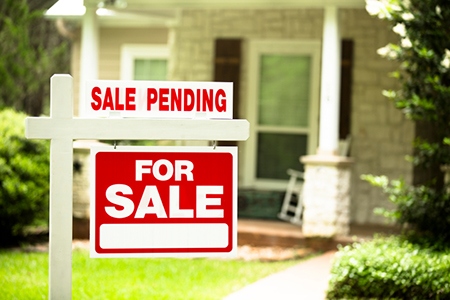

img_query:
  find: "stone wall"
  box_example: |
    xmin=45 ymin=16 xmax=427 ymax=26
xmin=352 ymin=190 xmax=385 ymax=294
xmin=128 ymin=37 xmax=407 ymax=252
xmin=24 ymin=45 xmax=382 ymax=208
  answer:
xmin=340 ymin=10 xmax=414 ymax=224
xmin=169 ymin=8 xmax=414 ymax=225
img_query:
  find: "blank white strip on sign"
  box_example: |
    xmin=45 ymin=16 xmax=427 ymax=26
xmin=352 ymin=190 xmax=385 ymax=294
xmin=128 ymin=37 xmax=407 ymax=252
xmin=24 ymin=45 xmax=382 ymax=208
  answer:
xmin=100 ymin=223 xmax=229 ymax=249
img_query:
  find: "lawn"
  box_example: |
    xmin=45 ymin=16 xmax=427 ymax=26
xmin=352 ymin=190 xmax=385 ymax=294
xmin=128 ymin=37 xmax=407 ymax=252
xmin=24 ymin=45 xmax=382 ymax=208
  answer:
xmin=1 ymin=248 xmax=304 ymax=299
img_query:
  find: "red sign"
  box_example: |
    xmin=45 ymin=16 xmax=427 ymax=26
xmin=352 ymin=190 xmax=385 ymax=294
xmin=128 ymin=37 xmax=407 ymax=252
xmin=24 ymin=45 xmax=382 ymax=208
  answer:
xmin=90 ymin=146 xmax=237 ymax=258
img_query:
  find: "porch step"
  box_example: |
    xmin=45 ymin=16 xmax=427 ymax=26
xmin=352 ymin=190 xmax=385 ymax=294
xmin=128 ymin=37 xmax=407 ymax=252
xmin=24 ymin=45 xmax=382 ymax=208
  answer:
xmin=237 ymin=219 xmax=304 ymax=248
xmin=237 ymin=219 xmax=402 ymax=252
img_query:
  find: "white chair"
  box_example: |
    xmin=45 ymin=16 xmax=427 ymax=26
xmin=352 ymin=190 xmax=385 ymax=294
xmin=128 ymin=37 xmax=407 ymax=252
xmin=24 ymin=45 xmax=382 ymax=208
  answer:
xmin=277 ymin=168 xmax=304 ymax=225
xmin=278 ymin=135 xmax=352 ymax=226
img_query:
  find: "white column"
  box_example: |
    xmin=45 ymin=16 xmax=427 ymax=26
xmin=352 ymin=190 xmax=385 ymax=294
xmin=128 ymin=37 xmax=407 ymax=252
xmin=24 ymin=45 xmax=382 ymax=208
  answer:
xmin=79 ymin=4 xmax=99 ymax=116
xmin=300 ymin=6 xmax=351 ymax=238
xmin=318 ymin=6 xmax=341 ymax=155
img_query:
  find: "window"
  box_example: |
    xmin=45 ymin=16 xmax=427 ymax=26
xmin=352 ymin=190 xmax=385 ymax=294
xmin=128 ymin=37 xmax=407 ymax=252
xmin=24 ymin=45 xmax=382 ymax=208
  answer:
xmin=243 ymin=40 xmax=321 ymax=190
xmin=120 ymin=44 xmax=171 ymax=146
xmin=120 ymin=44 xmax=168 ymax=80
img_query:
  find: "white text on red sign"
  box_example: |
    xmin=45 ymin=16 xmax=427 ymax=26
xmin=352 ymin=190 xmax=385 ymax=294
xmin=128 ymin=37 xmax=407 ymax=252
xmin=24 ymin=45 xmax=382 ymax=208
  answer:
xmin=105 ymin=159 xmax=224 ymax=219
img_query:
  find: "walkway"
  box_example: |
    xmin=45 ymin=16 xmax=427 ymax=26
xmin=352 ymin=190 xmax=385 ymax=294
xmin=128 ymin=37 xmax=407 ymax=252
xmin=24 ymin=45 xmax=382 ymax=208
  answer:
xmin=224 ymin=250 xmax=336 ymax=300
xmin=225 ymin=219 xmax=401 ymax=299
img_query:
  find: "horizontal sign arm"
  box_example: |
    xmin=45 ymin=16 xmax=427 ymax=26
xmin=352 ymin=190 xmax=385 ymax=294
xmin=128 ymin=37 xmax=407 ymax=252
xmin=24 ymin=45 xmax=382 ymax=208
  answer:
xmin=25 ymin=117 xmax=249 ymax=141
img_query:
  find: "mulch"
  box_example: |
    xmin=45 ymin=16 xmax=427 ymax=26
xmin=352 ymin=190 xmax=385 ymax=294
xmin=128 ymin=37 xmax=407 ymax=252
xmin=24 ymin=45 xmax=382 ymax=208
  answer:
xmin=16 ymin=240 xmax=316 ymax=262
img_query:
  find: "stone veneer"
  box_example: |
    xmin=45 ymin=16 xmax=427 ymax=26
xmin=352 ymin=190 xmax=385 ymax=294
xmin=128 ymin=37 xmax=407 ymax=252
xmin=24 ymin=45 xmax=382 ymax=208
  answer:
xmin=168 ymin=8 xmax=414 ymax=225
xmin=301 ymin=155 xmax=353 ymax=237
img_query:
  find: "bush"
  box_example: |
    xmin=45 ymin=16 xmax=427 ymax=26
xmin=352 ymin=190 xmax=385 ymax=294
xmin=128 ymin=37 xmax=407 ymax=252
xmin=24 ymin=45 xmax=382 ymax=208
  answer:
xmin=362 ymin=174 xmax=450 ymax=242
xmin=0 ymin=108 xmax=49 ymax=245
xmin=327 ymin=236 xmax=450 ymax=299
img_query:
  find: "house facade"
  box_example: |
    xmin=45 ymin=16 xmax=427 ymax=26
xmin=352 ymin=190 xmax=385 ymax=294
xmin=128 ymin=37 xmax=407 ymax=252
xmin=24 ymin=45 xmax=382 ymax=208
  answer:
xmin=47 ymin=0 xmax=415 ymax=234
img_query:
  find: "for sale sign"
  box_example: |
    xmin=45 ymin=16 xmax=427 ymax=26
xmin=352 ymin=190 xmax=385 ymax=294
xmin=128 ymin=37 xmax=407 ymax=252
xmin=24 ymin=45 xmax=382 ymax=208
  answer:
xmin=90 ymin=146 xmax=237 ymax=258
xmin=84 ymin=80 xmax=233 ymax=119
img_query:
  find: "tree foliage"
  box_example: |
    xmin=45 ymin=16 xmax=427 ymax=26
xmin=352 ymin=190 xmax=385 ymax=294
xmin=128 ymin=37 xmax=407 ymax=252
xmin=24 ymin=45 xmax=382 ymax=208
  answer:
xmin=330 ymin=3 xmax=450 ymax=297
xmin=0 ymin=0 xmax=69 ymax=116
xmin=363 ymin=0 xmax=450 ymax=240
xmin=367 ymin=0 xmax=450 ymax=170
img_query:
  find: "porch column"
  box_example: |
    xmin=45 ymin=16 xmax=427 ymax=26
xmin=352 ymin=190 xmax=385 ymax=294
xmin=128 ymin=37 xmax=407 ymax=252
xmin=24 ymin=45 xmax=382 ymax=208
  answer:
xmin=79 ymin=3 xmax=99 ymax=116
xmin=300 ymin=6 xmax=352 ymax=238
xmin=318 ymin=6 xmax=341 ymax=155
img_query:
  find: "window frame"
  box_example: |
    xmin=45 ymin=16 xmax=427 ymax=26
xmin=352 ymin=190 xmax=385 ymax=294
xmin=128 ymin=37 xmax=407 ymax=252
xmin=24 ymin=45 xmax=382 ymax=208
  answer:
xmin=120 ymin=44 xmax=169 ymax=80
xmin=242 ymin=40 xmax=321 ymax=190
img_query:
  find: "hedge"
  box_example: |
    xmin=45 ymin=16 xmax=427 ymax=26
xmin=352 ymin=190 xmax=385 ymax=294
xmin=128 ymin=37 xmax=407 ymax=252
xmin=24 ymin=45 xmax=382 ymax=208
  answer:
xmin=327 ymin=236 xmax=450 ymax=299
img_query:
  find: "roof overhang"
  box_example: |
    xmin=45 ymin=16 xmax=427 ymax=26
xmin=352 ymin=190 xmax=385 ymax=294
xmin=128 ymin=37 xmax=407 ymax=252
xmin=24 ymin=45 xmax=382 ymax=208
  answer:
xmin=84 ymin=0 xmax=365 ymax=9
xmin=45 ymin=0 xmax=178 ymax=27
xmin=46 ymin=0 xmax=365 ymax=27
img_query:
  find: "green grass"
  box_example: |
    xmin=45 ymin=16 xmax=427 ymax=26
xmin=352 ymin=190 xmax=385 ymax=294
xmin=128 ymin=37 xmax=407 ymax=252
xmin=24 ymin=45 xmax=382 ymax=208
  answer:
xmin=0 ymin=249 xmax=303 ymax=299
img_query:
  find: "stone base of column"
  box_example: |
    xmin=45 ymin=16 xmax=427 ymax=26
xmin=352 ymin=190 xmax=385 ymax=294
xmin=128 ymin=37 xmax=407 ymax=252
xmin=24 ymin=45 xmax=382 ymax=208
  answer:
xmin=300 ymin=154 xmax=353 ymax=238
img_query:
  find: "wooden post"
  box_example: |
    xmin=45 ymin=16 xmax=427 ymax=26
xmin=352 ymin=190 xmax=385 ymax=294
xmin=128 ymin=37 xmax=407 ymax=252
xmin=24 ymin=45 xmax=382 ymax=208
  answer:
xmin=49 ymin=75 xmax=73 ymax=300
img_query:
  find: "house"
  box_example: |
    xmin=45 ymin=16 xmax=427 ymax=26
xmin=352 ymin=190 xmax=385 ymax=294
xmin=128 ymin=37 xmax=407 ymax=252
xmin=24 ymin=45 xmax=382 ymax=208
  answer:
xmin=46 ymin=0 xmax=415 ymax=237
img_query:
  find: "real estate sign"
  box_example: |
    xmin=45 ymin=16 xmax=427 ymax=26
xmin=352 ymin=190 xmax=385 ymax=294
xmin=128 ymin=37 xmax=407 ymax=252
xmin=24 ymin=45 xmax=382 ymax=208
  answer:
xmin=85 ymin=80 xmax=233 ymax=119
xmin=90 ymin=146 xmax=237 ymax=258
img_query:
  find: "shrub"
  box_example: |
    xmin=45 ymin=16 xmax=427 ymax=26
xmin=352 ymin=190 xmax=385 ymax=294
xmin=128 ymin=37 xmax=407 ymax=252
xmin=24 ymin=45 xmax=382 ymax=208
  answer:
xmin=327 ymin=236 xmax=450 ymax=299
xmin=362 ymin=174 xmax=450 ymax=242
xmin=0 ymin=108 xmax=49 ymax=245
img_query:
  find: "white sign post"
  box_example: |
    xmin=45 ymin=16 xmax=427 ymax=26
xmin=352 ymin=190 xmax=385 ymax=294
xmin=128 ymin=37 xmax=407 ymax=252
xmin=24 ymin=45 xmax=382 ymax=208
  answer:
xmin=25 ymin=74 xmax=249 ymax=300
